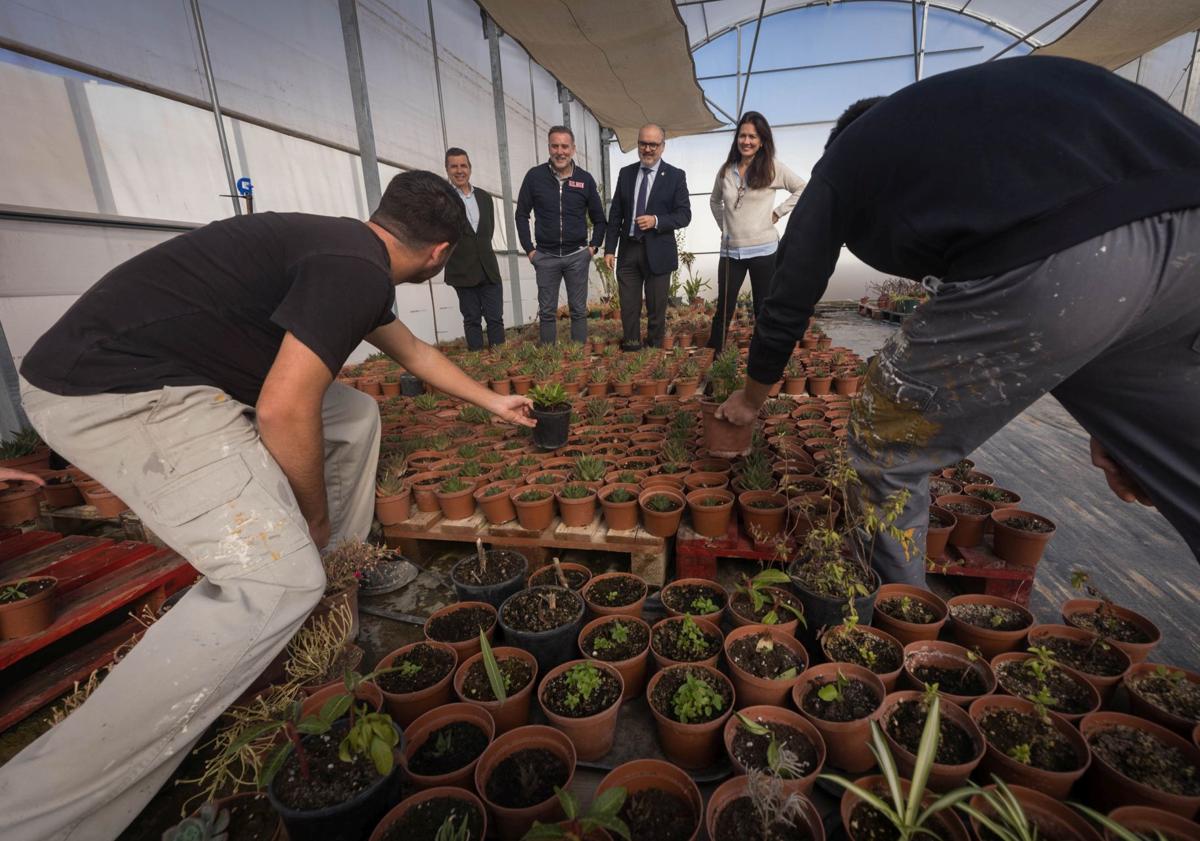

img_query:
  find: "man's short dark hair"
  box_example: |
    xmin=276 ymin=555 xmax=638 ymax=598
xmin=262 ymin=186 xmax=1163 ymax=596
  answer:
xmin=825 ymin=96 xmax=886 ymax=149
xmin=445 ymin=147 xmax=470 ymax=164
xmin=371 ymin=170 xmax=465 ymax=248
xmin=548 ymin=125 xmax=574 ymax=142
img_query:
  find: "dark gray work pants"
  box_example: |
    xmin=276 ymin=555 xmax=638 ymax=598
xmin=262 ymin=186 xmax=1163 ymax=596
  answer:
xmin=616 ymin=237 xmax=670 ymax=349
xmin=850 ymin=208 xmax=1200 ymax=585
xmin=454 ymin=282 xmax=505 ymax=350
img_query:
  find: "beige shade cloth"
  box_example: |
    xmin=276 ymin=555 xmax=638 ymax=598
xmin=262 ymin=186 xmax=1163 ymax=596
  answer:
xmin=1035 ymin=0 xmax=1200 ymax=69
xmin=478 ymin=0 xmax=721 ymax=151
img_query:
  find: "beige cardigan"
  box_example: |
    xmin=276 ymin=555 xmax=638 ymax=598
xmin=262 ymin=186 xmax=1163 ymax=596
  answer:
xmin=709 ymin=159 xmax=807 ymax=249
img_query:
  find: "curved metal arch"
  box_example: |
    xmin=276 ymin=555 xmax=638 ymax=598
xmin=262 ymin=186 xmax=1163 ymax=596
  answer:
xmin=688 ymin=0 xmax=1035 ymax=51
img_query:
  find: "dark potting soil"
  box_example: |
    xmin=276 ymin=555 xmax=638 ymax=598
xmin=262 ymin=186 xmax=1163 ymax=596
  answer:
xmin=529 ymin=566 xmax=590 ymax=590
xmin=1067 ymin=609 xmax=1152 ymax=644
xmin=849 ymin=798 xmax=959 ymax=841
xmin=581 ymin=618 xmax=650 ymax=661
xmin=801 ymin=677 xmax=879 ymax=722
xmin=376 ymin=643 xmax=455 ymax=694
xmin=977 ymin=708 xmax=1080 ymax=772
xmin=877 ymin=596 xmax=938 ymax=625
xmin=729 ymin=589 xmax=804 ymax=625
xmin=407 ymin=721 xmax=489 ymax=776
xmin=662 ymin=583 xmax=726 ymax=616
xmin=949 ymin=603 xmax=1030 ymax=632
xmin=1035 ymin=635 xmax=1127 ymax=677
xmin=426 ymin=606 xmax=496 ymax=643
xmin=225 ymin=793 xmax=281 ymax=841
xmin=823 ymin=629 xmax=901 ymax=675
xmin=272 ymin=728 xmax=383 ymax=811
xmin=929 ymin=480 xmax=959 ymax=498
xmin=886 ymin=699 xmax=977 ymax=764
xmin=619 ymin=787 xmax=696 ymax=841
xmin=1088 ymin=725 xmax=1200 ymax=796
xmin=650 ymin=666 xmax=732 ymax=724
xmin=909 ymin=663 xmax=987 ymax=696
xmin=484 ymin=747 xmax=569 ymax=808
xmin=929 ymin=510 xmax=955 ymax=529
xmin=379 ymin=795 xmax=484 ymax=841
xmin=942 ymin=501 xmax=990 ymax=516
xmin=714 ymin=796 xmax=812 ymax=841
xmin=1128 ymin=670 xmax=1200 ymax=722
xmin=502 ymin=587 xmax=582 ymax=632
xmin=543 ymin=664 xmax=621 ymax=717
xmin=746 ymin=499 xmax=783 ymax=509
xmin=1003 ymin=516 xmax=1054 ymax=533
xmin=730 ymin=719 xmax=819 ymax=778
xmin=0 ymin=577 xmax=53 ymax=603
xmin=727 ymin=633 xmax=803 ymax=679
xmin=460 ymin=656 xmax=534 ymax=702
xmin=586 ymin=575 xmax=646 ymax=608
xmin=452 ymin=550 xmax=525 ymax=586
xmin=995 ymin=660 xmax=1095 ymax=715
xmin=652 ymin=618 xmax=722 ymax=663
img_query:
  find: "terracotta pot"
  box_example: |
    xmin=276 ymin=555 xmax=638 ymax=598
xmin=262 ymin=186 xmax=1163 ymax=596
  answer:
xmin=409 ymin=471 xmax=449 ymax=512
xmin=582 ymin=571 xmax=648 ymax=619
xmin=597 ymin=484 xmax=640 ymax=531
xmin=935 ymin=494 xmax=994 ymax=547
xmin=509 ymin=486 xmax=556 ymax=530
xmin=963 ymin=483 xmax=1023 ymax=510
xmin=453 ymin=645 xmax=538 ymax=734
xmin=901 ymin=639 xmax=996 ymax=707
xmin=650 ymin=615 xmax=723 ymax=671
xmin=537 ymin=659 xmax=624 ymax=761
xmin=872 ymin=583 xmax=948 ymax=646
xmin=1029 ymin=623 xmax=1131 ymax=704
xmin=660 ymin=577 xmax=728 ymax=626
xmin=737 ymin=491 xmax=788 ymax=543
xmin=706 ymin=775 xmax=825 ymax=841
xmin=375 ymin=640 xmax=458 ymax=727
xmin=207 ymin=792 xmax=285 ymax=841
xmin=879 ymin=689 xmax=986 ymax=790
xmin=968 ymin=694 xmax=1090 ymax=799
xmin=474 ymin=482 xmax=517 ymax=524
xmin=647 ymin=664 xmax=736 ymax=769
xmin=435 ymin=481 xmax=478 ymax=520
xmin=838 ymin=775 xmax=970 ymax=841
xmin=528 ymin=562 xmax=592 ymax=591
xmin=966 ymin=784 xmax=1102 ymax=841
xmin=554 ymin=487 xmax=598 ymax=527
xmin=684 ymin=488 xmax=734 ymax=538
xmin=722 ymin=703 xmax=825 ymax=795
xmin=820 ymin=623 xmax=904 ymax=692
xmin=992 ymin=651 xmax=1102 ymax=723
xmin=369 ymin=786 xmax=486 ymax=841
xmin=374 ymin=487 xmax=411 ymax=525
xmin=595 ymin=759 xmax=702 ymax=841
xmin=77 ymin=483 xmax=129 ymax=517
xmin=637 ymin=487 xmax=686 ymax=536
xmin=728 ymin=587 xmax=804 ymax=636
xmin=690 ymin=457 xmax=732 ymax=476
xmin=1105 ymin=805 xmax=1200 ymax=841
xmin=722 ymin=624 xmax=809 ymax=708
xmin=700 ymin=400 xmax=753 ymax=458
xmin=792 ymin=662 xmax=885 ymax=773
xmin=423 ymin=600 xmax=497 ymax=661
xmin=473 ymin=725 xmax=575 ymax=839
xmin=1081 ymin=711 xmax=1200 ymax=818
xmin=0 ymin=448 xmax=49 ymax=471
xmin=640 ymin=474 xmax=685 ymax=493
xmin=577 ymin=614 xmax=651 ymax=701
xmin=1061 ymin=598 xmax=1161 ymax=664
xmin=0 ymin=575 xmax=57 ymax=640
xmin=401 ymin=702 xmax=495 ymax=791
xmin=1124 ymin=662 xmax=1200 ymax=736
xmin=38 ymin=473 xmax=83 ymax=509
xmin=683 ymin=471 xmax=729 ymax=492
xmin=947 ymin=593 xmax=1033 ymax=659
xmin=925 ymin=505 xmax=957 ymax=560
xmin=990 ymin=508 xmax=1056 ymax=567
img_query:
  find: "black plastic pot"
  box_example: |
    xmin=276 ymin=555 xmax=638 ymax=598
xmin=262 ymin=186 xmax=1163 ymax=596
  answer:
xmin=399 ymin=373 xmax=424 ymax=396
xmin=498 ymin=585 xmax=586 ymax=676
xmin=267 ymin=720 xmax=404 ymax=841
xmin=531 ymin=406 xmax=571 ymax=450
xmin=450 ymin=550 xmax=528 ymax=608
xmin=787 ymin=561 xmax=880 ymax=647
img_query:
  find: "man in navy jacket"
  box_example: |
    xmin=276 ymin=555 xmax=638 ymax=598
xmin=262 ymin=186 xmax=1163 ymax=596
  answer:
xmin=515 ymin=125 xmax=606 ymax=344
xmin=604 ymin=124 xmax=691 ymax=349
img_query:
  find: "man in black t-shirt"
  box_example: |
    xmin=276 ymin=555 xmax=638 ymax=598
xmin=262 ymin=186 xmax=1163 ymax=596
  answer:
xmin=716 ymin=56 xmax=1200 ymax=585
xmin=2 ymin=171 xmax=533 ymax=841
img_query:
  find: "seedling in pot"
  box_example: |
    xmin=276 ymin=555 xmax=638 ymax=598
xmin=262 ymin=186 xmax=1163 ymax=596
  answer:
xmin=735 ymin=713 xmax=808 ymax=779
xmin=561 ymin=662 xmax=603 ymax=712
xmin=734 ymin=568 xmax=806 ymax=627
xmin=817 ymin=670 xmax=851 ymax=704
xmin=676 ymin=616 xmax=711 ymax=659
xmin=644 ymin=493 xmax=680 ymax=512
xmin=689 ymin=595 xmax=719 ymax=615
xmin=478 ymin=630 xmax=508 ymax=703
xmin=434 ymin=813 xmax=473 ymax=841
xmin=591 ymin=621 xmax=630 ymax=653
xmin=672 ymin=672 xmax=726 ymax=723
xmin=954 ymin=778 xmax=1046 ymax=841
xmin=559 ymin=483 xmax=593 ymax=500
xmin=523 ymin=785 xmax=631 ymax=841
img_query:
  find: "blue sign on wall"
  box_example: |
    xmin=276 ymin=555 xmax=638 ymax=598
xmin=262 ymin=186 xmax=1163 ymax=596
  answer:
xmin=236 ymin=177 xmax=254 ymax=197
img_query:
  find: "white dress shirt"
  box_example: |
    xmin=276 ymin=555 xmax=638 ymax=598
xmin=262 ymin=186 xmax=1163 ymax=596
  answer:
xmin=629 ymin=160 xmax=661 ymax=236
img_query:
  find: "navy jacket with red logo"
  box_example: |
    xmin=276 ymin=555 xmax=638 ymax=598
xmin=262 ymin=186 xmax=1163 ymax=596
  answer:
xmin=515 ymin=161 xmax=606 ymax=256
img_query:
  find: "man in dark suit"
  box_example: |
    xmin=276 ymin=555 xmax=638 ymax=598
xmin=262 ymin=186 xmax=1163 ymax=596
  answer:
xmin=444 ymin=147 xmax=505 ymax=349
xmin=604 ymin=124 xmax=691 ymax=349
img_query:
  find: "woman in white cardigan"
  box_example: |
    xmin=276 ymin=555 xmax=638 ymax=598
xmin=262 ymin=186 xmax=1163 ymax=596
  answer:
xmin=707 ymin=111 xmax=806 ymax=351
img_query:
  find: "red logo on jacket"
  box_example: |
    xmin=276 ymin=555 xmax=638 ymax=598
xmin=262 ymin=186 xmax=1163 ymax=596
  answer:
xmin=568 ymin=180 xmax=585 ymax=189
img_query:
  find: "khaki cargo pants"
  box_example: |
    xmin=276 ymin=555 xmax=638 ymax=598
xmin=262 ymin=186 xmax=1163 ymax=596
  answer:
xmin=0 ymin=378 xmax=380 ymax=841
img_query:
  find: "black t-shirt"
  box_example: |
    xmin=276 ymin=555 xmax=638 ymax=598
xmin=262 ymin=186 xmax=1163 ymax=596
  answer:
xmin=748 ymin=55 xmax=1200 ymax=385
xmin=20 ymin=212 xmax=396 ymax=406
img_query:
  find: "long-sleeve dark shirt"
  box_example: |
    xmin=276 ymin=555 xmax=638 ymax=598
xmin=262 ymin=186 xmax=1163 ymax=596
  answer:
xmin=748 ymin=55 xmax=1200 ymax=385
xmin=514 ymin=161 xmax=606 ymax=256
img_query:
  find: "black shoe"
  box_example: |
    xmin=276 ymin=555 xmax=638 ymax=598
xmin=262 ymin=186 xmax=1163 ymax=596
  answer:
xmin=620 ymin=341 xmax=642 ymax=352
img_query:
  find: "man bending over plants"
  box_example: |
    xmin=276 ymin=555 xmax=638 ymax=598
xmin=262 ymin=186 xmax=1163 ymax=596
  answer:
xmin=717 ymin=55 xmax=1200 ymax=584
xmin=3 ymin=171 xmax=534 ymax=841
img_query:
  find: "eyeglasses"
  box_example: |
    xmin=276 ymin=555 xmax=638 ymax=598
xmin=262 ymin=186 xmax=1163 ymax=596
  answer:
xmin=637 ymin=141 xmax=662 ymax=149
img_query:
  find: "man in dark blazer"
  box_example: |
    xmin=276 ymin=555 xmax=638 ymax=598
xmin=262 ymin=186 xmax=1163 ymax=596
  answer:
xmin=604 ymin=124 xmax=691 ymax=349
xmin=445 ymin=147 xmax=505 ymax=349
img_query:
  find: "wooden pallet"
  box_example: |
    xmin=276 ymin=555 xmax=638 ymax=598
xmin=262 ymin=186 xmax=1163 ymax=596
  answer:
xmin=36 ymin=502 xmax=165 ymax=547
xmin=382 ymin=509 xmax=669 ymax=585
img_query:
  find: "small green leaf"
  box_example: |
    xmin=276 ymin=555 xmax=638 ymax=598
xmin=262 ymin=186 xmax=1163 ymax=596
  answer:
xmin=369 ymin=736 xmax=394 ymax=775
xmin=259 ymin=744 xmax=292 ymax=788
xmin=776 ymin=667 xmax=798 ymax=681
xmin=818 ymin=683 xmax=840 ymax=702
xmin=590 ymin=786 xmax=627 ymax=819
xmin=736 ymin=711 xmax=771 ymax=736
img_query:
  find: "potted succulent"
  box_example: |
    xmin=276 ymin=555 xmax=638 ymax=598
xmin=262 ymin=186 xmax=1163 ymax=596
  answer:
xmin=595 ymin=758 xmax=702 ymax=841
xmin=684 ymin=488 xmax=735 ymax=538
xmin=0 ymin=575 xmax=57 ymax=640
xmin=453 ymin=633 xmax=538 ymax=734
xmin=723 ymin=706 xmax=825 ymax=795
xmin=436 ymin=476 xmax=478 ymax=520
xmin=374 ymin=461 xmax=411 ymax=525
xmin=577 ymin=615 xmax=652 ymax=701
xmin=537 ymin=659 xmax=625 ymax=761
xmin=598 ymin=485 xmax=640 ymax=531
xmin=529 ymin=383 xmax=573 ymax=450
xmin=700 ymin=347 xmax=753 ymax=458
xmin=793 ymin=662 xmax=886 ymax=773
xmin=638 ymin=488 xmax=685 ymax=537
xmin=556 ymin=483 xmax=598 ymax=527
xmin=646 ymin=663 xmax=735 ymax=769
xmin=473 ymin=724 xmax=577 ymax=839
xmin=475 ymin=481 xmax=518 ymax=525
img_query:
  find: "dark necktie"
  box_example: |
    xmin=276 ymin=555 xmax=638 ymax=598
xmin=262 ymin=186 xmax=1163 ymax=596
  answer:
xmin=634 ymin=167 xmax=650 ymax=239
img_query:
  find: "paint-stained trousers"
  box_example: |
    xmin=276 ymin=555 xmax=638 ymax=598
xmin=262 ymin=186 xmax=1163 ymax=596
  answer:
xmin=0 ymin=379 xmax=380 ymax=841
xmin=851 ymin=208 xmax=1200 ymax=585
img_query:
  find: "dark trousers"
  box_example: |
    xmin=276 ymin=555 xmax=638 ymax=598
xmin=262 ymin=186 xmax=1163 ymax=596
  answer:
xmin=706 ymin=252 xmax=776 ymax=351
xmin=454 ymin=282 xmax=505 ymax=350
xmin=616 ymin=237 xmax=670 ymax=349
